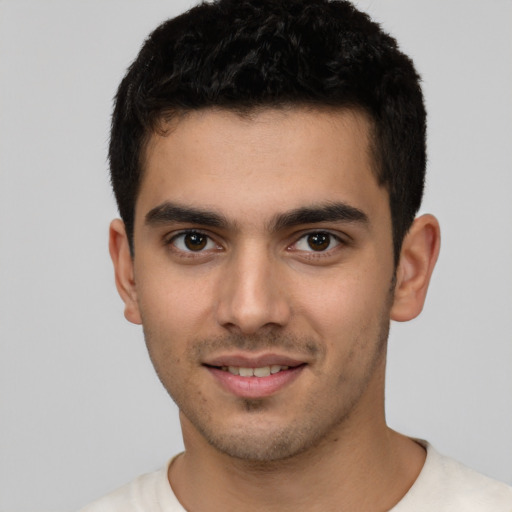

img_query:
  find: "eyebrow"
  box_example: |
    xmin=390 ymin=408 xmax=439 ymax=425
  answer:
xmin=269 ymin=202 xmax=369 ymax=231
xmin=144 ymin=201 xmax=369 ymax=231
xmin=145 ymin=202 xmax=229 ymax=228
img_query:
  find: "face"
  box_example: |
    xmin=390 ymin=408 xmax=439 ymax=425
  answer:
xmin=126 ymin=108 xmax=397 ymax=461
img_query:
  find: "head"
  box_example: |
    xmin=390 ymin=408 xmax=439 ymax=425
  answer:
xmin=108 ymin=0 xmax=439 ymax=463
xmin=109 ymin=0 xmax=426 ymax=264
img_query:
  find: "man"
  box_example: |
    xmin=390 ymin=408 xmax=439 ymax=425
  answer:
xmin=81 ymin=0 xmax=512 ymax=510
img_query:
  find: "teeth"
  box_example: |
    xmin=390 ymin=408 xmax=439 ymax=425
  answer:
xmin=228 ymin=366 xmax=239 ymax=375
xmin=223 ymin=365 xmax=290 ymax=377
xmin=254 ymin=366 xmax=271 ymax=377
xmin=239 ymin=367 xmax=254 ymax=377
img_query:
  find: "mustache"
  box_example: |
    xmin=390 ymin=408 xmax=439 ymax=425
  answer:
xmin=190 ymin=332 xmax=323 ymax=360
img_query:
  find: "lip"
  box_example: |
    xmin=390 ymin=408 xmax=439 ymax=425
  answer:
xmin=203 ymin=352 xmax=308 ymax=398
xmin=206 ymin=364 xmax=305 ymax=398
xmin=204 ymin=352 xmax=306 ymax=369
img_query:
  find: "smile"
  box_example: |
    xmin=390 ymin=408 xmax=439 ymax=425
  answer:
xmin=220 ymin=365 xmax=290 ymax=377
xmin=205 ymin=362 xmax=305 ymax=398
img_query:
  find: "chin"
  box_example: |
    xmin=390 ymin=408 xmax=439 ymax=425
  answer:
xmin=188 ymin=407 xmax=341 ymax=463
xmin=206 ymin=430 xmax=314 ymax=462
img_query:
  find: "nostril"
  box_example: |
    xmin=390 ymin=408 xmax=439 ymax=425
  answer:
xmin=215 ymin=264 xmax=292 ymax=333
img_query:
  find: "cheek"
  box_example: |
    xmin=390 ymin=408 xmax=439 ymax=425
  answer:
xmin=135 ymin=265 xmax=215 ymax=338
xmin=294 ymin=269 xmax=389 ymax=333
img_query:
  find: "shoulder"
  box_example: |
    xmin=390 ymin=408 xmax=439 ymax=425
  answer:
xmin=393 ymin=441 xmax=512 ymax=512
xmin=78 ymin=458 xmax=184 ymax=512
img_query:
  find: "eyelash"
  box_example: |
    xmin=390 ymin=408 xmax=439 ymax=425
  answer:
xmin=166 ymin=230 xmax=220 ymax=255
xmin=290 ymin=231 xmax=343 ymax=254
xmin=164 ymin=229 xmax=346 ymax=258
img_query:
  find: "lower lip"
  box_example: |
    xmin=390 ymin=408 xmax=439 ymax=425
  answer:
xmin=206 ymin=366 xmax=305 ymax=399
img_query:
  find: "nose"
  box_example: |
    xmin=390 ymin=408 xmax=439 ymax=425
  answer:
xmin=215 ymin=243 xmax=291 ymax=334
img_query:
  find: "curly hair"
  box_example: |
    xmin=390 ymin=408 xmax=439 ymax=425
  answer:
xmin=110 ymin=0 xmax=426 ymax=263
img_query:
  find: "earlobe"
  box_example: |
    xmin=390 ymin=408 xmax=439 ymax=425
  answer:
xmin=390 ymin=214 xmax=441 ymax=322
xmin=109 ymin=219 xmax=142 ymax=325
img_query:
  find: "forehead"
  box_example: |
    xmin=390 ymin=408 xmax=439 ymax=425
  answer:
xmin=137 ymin=107 xmax=387 ymax=228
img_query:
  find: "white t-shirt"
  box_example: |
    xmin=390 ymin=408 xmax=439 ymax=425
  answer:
xmin=80 ymin=442 xmax=512 ymax=511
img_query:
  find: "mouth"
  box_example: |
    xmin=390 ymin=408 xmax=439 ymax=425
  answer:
xmin=203 ymin=356 xmax=307 ymax=398
xmin=206 ymin=364 xmax=293 ymax=378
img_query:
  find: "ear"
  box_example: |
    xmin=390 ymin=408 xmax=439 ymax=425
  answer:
xmin=390 ymin=214 xmax=440 ymax=322
xmin=109 ymin=219 xmax=142 ymax=325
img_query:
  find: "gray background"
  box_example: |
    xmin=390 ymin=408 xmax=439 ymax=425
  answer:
xmin=0 ymin=1 xmax=511 ymax=510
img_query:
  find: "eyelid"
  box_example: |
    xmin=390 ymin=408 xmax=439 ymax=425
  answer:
xmin=165 ymin=229 xmax=222 ymax=253
xmin=163 ymin=228 xmax=348 ymax=255
xmin=288 ymin=230 xmax=346 ymax=253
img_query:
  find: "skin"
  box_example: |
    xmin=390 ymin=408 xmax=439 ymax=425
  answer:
xmin=110 ymin=107 xmax=440 ymax=511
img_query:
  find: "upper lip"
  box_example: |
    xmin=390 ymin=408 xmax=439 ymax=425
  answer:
xmin=203 ymin=352 xmax=307 ymax=368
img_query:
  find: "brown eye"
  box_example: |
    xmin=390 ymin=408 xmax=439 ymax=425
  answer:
xmin=307 ymin=232 xmax=331 ymax=251
xmin=292 ymin=231 xmax=341 ymax=253
xmin=184 ymin=232 xmax=207 ymax=251
xmin=171 ymin=231 xmax=216 ymax=252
